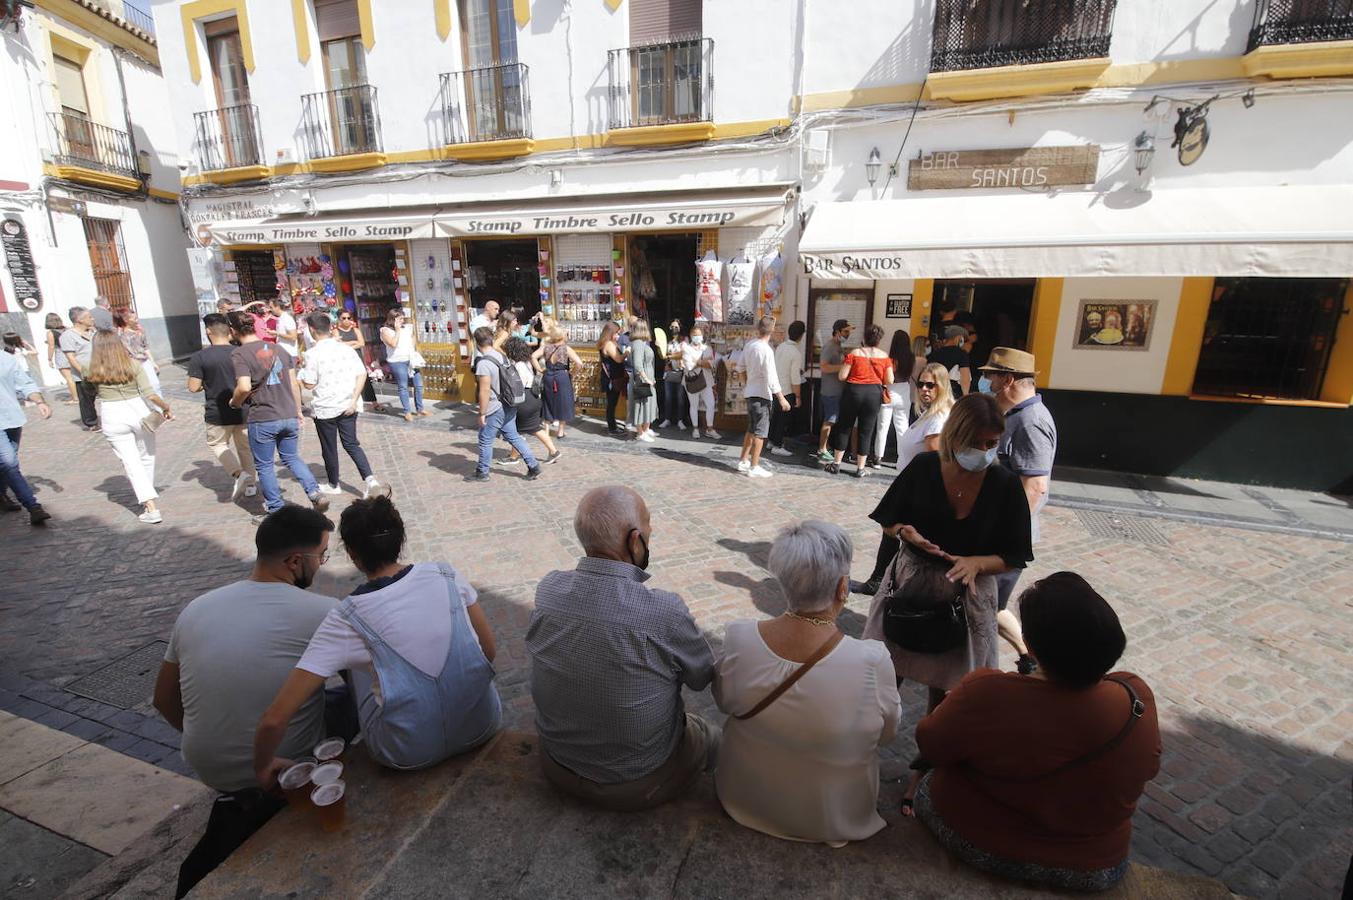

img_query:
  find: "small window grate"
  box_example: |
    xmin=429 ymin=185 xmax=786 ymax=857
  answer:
xmin=1075 ymin=510 xmax=1170 ymax=546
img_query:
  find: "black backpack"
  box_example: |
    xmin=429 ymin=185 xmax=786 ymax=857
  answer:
xmin=476 ymin=353 xmax=525 ymax=407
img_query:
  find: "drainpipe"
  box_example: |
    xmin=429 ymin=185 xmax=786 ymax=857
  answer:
xmin=110 ymin=48 xmax=145 ymax=188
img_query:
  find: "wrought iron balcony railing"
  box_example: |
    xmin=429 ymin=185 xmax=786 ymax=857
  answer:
xmin=440 ymin=62 xmax=532 ymax=144
xmin=1248 ymin=0 xmax=1353 ymax=51
xmin=120 ymin=0 xmax=156 ymax=36
xmin=301 ymin=84 xmax=383 ymax=160
xmin=607 ymin=37 xmax=713 ymax=130
xmin=193 ymin=104 xmax=265 ymax=171
xmin=47 ymin=112 xmax=138 ymax=179
xmin=930 ymin=0 xmax=1118 ymax=73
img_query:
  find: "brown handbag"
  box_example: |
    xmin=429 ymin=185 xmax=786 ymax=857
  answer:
xmin=734 ymin=630 xmax=845 ymax=721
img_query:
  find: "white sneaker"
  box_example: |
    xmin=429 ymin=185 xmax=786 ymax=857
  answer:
xmin=748 ymin=465 xmax=774 ymax=479
xmin=318 ymin=483 xmax=343 ymax=495
xmin=706 ymin=429 xmax=722 ymax=440
xmin=770 ymin=446 xmax=794 ymax=457
xmin=244 ymin=477 xmax=258 ymax=498
xmin=363 ymin=476 xmax=390 ymax=499
xmin=138 ymin=509 xmax=163 ymax=524
xmin=231 ymin=471 xmax=250 ymax=500
xmin=677 ymin=422 xmax=688 ymax=430
xmin=638 ymin=431 xmax=656 ymax=442
xmin=495 ymin=456 xmax=523 ymax=467
xmin=737 ymin=459 xmax=751 ymax=473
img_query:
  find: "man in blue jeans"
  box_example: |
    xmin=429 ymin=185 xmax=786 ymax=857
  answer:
xmin=226 ymin=311 xmax=329 ymax=521
xmin=467 ymin=326 xmax=540 ymax=483
xmin=0 ymin=348 xmax=53 ymax=525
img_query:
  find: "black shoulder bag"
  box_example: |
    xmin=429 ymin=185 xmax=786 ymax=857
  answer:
xmin=882 ymin=548 xmax=968 ymax=654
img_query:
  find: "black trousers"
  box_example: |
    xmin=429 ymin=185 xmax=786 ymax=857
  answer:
xmin=831 ymin=383 xmax=882 ymax=458
xmin=870 ymin=532 xmax=901 ymax=583
xmin=314 ymin=412 xmax=373 ymax=486
xmin=176 ymin=790 xmax=285 ymax=898
xmin=360 ymin=379 xmax=378 ymax=404
xmin=605 ymin=382 xmax=623 ymax=430
xmin=769 ymin=392 xmax=797 ymax=447
xmin=76 ymin=379 xmax=98 ymax=428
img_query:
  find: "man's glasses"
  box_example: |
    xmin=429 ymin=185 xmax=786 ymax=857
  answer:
xmin=916 ymin=381 xmax=938 ymax=389
xmin=298 ymin=550 xmax=331 ymax=564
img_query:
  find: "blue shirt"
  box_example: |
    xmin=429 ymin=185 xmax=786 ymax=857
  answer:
xmin=0 ymin=353 xmax=41 ymax=430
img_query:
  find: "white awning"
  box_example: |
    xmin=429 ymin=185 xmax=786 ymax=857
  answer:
xmin=798 ymin=185 xmax=1353 ymax=280
xmin=203 ymin=210 xmax=439 ymax=247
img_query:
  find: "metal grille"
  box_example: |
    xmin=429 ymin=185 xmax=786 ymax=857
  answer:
xmin=607 ymin=37 xmax=713 ymax=130
xmin=1192 ymin=278 xmax=1347 ymax=402
xmin=301 ymin=84 xmax=383 ymax=160
xmin=65 ymin=641 xmax=169 ymax=709
xmin=1076 ymin=510 xmax=1169 ymax=546
xmin=119 ymin=0 xmax=156 ymax=36
xmin=440 ymin=63 xmax=532 ymax=145
xmin=83 ymin=217 xmax=135 ymax=314
xmin=47 ymin=112 xmax=138 ymax=179
xmin=1249 ymin=0 xmax=1353 ymax=51
xmin=930 ymin=0 xmax=1118 ymax=72
xmin=193 ymin=104 xmax=264 ymax=171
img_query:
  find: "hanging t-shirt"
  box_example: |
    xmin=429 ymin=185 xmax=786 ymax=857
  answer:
xmin=724 ymin=259 xmax=757 ymax=325
xmin=758 ymin=251 xmax=784 ymax=319
xmin=696 ymin=257 xmax=724 ymax=322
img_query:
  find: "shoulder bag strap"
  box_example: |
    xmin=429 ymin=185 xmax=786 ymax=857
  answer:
xmin=998 ymin=676 xmax=1146 ymax=783
xmin=735 ymin=630 xmax=845 ymax=721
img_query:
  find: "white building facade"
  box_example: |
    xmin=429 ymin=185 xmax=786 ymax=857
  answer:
xmin=154 ymin=0 xmax=1353 ymax=489
xmin=0 ymin=0 xmax=197 ymax=384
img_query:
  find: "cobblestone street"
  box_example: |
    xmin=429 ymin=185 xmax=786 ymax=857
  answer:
xmin=2 ymin=373 xmax=1350 ymax=898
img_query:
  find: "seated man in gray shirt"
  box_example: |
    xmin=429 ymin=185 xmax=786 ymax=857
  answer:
xmin=527 ymin=485 xmax=717 ymax=812
xmin=153 ymin=505 xmax=338 ymax=897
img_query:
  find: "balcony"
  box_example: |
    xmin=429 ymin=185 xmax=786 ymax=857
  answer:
xmin=1245 ymin=0 xmax=1353 ymax=78
xmin=926 ymin=0 xmax=1118 ymax=102
xmin=440 ymin=63 xmax=534 ymax=161
xmin=47 ymin=112 xmax=141 ymax=192
xmin=606 ymin=37 xmax=715 ymax=146
xmin=300 ymin=85 xmax=386 ymax=172
xmin=192 ymin=104 xmax=267 ymax=183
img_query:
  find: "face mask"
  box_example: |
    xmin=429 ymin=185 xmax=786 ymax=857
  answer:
xmin=978 ymin=375 xmax=993 ymax=395
xmin=956 ymin=446 xmax=998 ymax=473
xmin=691 ymin=336 xmax=703 ymax=346
xmin=292 ymin=561 xmax=314 ymax=590
xmin=631 ymin=532 xmax=650 ymax=571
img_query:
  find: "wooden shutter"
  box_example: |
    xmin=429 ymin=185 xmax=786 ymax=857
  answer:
xmin=316 ymin=0 xmax=361 ymax=41
xmin=203 ymin=16 xmax=239 ymax=37
xmin=83 ymin=218 xmax=136 ymax=313
xmin=54 ymin=56 xmax=89 ymax=114
xmin=629 ymin=0 xmax=701 ymax=44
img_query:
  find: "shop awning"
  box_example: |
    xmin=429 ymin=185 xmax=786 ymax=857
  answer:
xmin=204 ymin=210 xmax=440 ymax=247
xmin=433 ymin=186 xmax=794 ymax=237
xmin=798 ymin=185 xmax=1353 ymax=280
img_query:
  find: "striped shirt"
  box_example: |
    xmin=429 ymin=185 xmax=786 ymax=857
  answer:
xmin=527 ymin=557 xmax=715 ymax=783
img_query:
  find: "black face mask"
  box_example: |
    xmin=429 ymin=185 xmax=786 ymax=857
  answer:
xmin=292 ymin=560 xmax=314 ymax=590
xmin=631 ymin=532 xmax=650 ymax=571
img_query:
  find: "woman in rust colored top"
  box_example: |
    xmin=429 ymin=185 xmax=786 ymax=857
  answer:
xmin=914 ymin=572 xmax=1160 ymax=892
xmin=826 ymin=323 xmax=893 ymax=478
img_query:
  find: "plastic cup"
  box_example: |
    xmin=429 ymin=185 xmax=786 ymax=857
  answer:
xmin=314 ymin=737 xmax=346 ymax=761
xmin=311 ymin=780 xmax=346 ymax=833
xmin=311 ymin=760 xmax=344 ymax=786
xmin=278 ymin=761 xmax=317 ymax=808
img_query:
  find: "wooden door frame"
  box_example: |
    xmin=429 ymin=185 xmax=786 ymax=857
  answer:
xmin=805 ymin=287 xmax=874 ymax=367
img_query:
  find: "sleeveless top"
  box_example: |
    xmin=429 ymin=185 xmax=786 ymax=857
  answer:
xmin=336 ymin=326 xmax=361 ymax=346
xmin=845 ymin=352 xmax=892 ymax=386
xmin=543 ymin=342 xmax=570 ymax=371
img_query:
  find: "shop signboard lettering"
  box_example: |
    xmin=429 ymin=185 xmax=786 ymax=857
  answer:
xmin=186 ymin=199 xmax=278 ymax=225
xmin=907 ymin=146 xmax=1099 ymax=191
xmin=1072 ymin=299 xmax=1156 ymax=351
xmin=203 ymin=218 xmax=435 ymax=246
xmin=800 ymin=253 xmax=907 ymax=281
xmin=0 ymin=217 xmax=43 ymax=311
xmin=439 ymin=201 xmax=782 ymax=237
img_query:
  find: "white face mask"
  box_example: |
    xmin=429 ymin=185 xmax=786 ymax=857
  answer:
xmin=691 ymin=335 xmax=704 ymax=346
xmin=956 ymin=446 xmax=998 ymax=472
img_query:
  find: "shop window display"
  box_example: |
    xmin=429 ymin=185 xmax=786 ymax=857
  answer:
xmin=464 ymin=239 xmax=541 ymax=318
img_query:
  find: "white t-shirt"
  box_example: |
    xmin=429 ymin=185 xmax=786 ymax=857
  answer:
xmin=299 ymin=338 xmax=367 ymax=420
xmin=275 ymin=312 xmax=299 ymax=357
xmin=773 ymin=340 xmax=804 ymax=395
xmin=680 ymin=341 xmax=714 ymax=376
xmin=740 ymin=337 xmax=781 ymax=401
xmin=297 ymin=562 xmax=478 ymax=705
xmin=896 ymin=409 xmax=949 ymax=473
xmin=382 ymin=324 xmax=414 ymax=363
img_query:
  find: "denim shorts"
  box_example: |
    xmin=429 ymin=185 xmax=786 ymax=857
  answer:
xmin=821 ymin=393 xmax=841 ymax=424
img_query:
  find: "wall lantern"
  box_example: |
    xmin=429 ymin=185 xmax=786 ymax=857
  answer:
xmin=865 ymin=147 xmax=882 ymax=187
xmin=1133 ymin=132 xmax=1155 ymax=176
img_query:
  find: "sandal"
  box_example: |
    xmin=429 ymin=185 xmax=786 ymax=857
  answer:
xmin=823 ymin=462 xmax=840 ymax=475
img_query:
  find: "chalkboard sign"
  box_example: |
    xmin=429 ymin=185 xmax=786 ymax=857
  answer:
xmin=1 ymin=217 xmax=43 ymax=312
xmin=886 ymin=293 xmax=912 ymax=318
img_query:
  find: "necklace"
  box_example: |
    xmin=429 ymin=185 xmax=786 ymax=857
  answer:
xmin=783 ymin=611 xmax=836 ymax=627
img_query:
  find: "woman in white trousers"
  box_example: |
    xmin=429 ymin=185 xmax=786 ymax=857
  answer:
xmin=85 ymin=332 xmax=173 ymax=524
xmin=681 ymin=324 xmax=721 ymax=439
xmin=875 ymin=331 xmax=918 ymax=465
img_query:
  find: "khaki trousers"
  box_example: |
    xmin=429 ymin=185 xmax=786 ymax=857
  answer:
xmin=205 ymin=423 xmax=256 ymax=478
xmin=540 ymin=713 xmax=719 ymax=813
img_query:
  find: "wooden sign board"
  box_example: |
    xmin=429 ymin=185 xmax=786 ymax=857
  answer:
xmin=907 ymin=145 xmax=1100 ymax=191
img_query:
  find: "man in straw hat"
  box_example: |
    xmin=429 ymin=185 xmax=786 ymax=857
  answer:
xmin=980 ymin=347 xmax=1057 ymax=675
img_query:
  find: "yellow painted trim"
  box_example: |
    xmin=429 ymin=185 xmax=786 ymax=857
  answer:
xmin=309 ymin=151 xmax=388 ymax=173
xmin=52 ymin=164 xmax=141 ymax=192
xmin=531 ymin=134 xmax=607 ymax=152
xmin=203 ymin=164 xmax=271 ymax=184
xmin=513 ymin=0 xmax=529 ymax=27
xmin=45 ymin=26 xmax=107 ymax=128
xmin=605 ymin=121 xmax=717 ymax=147
xmin=1029 ymin=278 xmax=1062 ymax=389
xmin=147 ymin=187 xmax=180 ymax=200
xmin=605 ymin=0 xmax=623 ymax=10
xmin=910 ymin=278 xmax=935 ymax=328
xmin=291 ymin=0 xmax=310 ymax=64
xmin=1319 ymin=280 xmax=1353 ymax=405
xmin=444 ymin=138 xmax=535 ymax=161
xmin=926 ymin=57 xmax=1111 ymax=103
xmin=434 ymin=0 xmax=452 ymax=41
xmin=796 ymin=83 xmax=924 ymax=114
xmin=1186 ymin=394 xmax=1348 ymax=409
xmin=33 ymin=0 xmax=159 ymax=66
xmin=181 ymin=0 xmax=254 ymax=85
xmin=1243 ymin=40 xmax=1353 ymax=79
xmin=1161 ymin=277 xmax=1215 ymax=396
xmin=357 ymin=0 xmax=375 ymax=51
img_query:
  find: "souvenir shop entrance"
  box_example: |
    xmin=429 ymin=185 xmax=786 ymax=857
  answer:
xmin=628 ymin=234 xmax=699 ymax=328
xmin=462 ymin=238 xmax=541 ymax=319
xmin=225 ymin=248 xmax=281 ymax=306
xmin=331 ymin=242 xmax=401 ymax=348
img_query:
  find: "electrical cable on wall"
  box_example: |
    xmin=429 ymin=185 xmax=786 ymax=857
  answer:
xmin=879 ymin=77 xmax=927 ymax=195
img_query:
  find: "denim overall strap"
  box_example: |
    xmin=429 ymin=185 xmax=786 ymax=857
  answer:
xmin=428 ymin=562 xmax=502 ymax=758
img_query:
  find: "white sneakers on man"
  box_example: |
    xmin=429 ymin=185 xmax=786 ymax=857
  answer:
xmin=363 ymin=475 xmax=390 ymax=499
xmin=638 ymin=431 xmax=656 ymax=443
xmin=317 ymin=483 xmax=344 ymax=495
xmin=231 ymin=471 xmax=257 ymax=501
xmin=737 ymin=459 xmax=751 ymax=473
xmin=769 ymin=446 xmax=794 ymax=457
xmin=748 ymin=465 xmax=773 ymax=478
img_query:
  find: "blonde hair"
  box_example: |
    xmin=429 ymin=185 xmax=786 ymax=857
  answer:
xmin=916 ymin=362 xmax=954 ymax=421
xmin=85 ymin=330 xmax=140 ymax=385
xmin=630 ymin=320 xmax=651 ymax=341
xmin=938 ymin=393 xmax=1004 ymax=462
xmin=546 ymin=325 xmax=567 ymax=343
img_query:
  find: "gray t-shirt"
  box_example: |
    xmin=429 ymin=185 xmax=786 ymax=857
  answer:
xmin=165 ymin=580 xmax=336 ymax=793
xmin=58 ymin=328 xmax=93 ymax=380
xmin=473 ymin=347 xmax=506 ymax=416
xmin=998 ymin=395 xmax=1058 ymax=543
xmin=820 ymin=339 xmax=845 ymax=397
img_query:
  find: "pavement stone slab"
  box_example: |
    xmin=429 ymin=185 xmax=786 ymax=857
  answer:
xmin=0 ymin=711 xmax=85 ymax=787
xmin=0 ymin=811 xmax=107 ymax=900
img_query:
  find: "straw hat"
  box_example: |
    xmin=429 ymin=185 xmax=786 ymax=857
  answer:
xmin=979 ymin=347 xmax=1037 ymax=375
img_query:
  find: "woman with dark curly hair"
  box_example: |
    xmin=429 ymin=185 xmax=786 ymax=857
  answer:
xmin=501 ymin=336 xmax=561 ymax=467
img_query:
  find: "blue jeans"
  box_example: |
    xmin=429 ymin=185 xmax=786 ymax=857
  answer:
xmin=0 ymin=427 xmax=38 ymax=508
xmin=388 ymin=361 xmax=424 ymax=413
xmin=477 ymin=406 xmax=537 ymax=475
xmin=662 ymin=379 xmax=690 ymax=426
xmin=247 ymin=418 xmax=320 ymax=513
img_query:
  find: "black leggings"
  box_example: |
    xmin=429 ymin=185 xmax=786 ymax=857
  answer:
xmin=831 ymin=382 xmax=883 ymax=458
xmin=605 ymin=381 xmax=623 ymax=430
xmin=870 ymin=532 xmax=901 ymax=583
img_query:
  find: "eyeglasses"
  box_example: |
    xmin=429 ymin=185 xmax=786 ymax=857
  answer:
xmin=298 ymin=550 xmax=331 ymax=564
xmin=916 ymin=381 xmax=938 ymax=389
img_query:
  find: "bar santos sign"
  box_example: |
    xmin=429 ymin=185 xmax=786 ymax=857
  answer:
xmin=907 ymin=145 xmax=1100 ymax=191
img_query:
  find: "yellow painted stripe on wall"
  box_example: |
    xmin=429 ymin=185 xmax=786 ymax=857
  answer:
xmin=1029 ymin=278 xmax=1062 ymax=390
xmin=1161 ymin=277 xmax=1215 ymax=396
xmin=1319 ymin=280 xmax=1353 ymax=405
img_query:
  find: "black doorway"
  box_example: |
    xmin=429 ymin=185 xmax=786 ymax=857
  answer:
xmin=631 ymin=234 xmax=698 ymax=329
xmin=464 ymin=239 xmax=541 ymax=318
xmin=936 ymin=279 xmax=1035 ymax=368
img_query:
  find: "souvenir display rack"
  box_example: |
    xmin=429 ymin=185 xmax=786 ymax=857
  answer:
xmin=347 ymin=245 xmax=402 ymax=345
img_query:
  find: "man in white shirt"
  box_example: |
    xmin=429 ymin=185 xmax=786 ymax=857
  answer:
xmin=298 ymin=313 xmax=388 ymax=498
xmin=270 ymin=298 xmax=299 ymax=357
xmin=467 ymin=299 xmax=500 ymax=341
xmin=736 ymin=316 xmax=791 ymax=478
xmin=769 ymin=320 xmax=806 ymax=456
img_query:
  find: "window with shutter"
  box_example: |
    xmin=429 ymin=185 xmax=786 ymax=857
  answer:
xmin=629 ymin=0 xmax=701 ymax=44
xmin=54 ymin=56 xmax=89 ymax=116
xmin=624 ymin=0 xmax=705 ymax=126
xmin=315 ymin=0 xmax=361 ymax=42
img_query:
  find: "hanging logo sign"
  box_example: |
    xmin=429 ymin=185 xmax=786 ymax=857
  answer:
xmin=0 ymin=217 xmax=43 ymax=311
xmin=1172 ymin=100 xmax=1214 ymax=167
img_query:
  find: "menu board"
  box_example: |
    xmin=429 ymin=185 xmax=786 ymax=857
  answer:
xmin=810 ymin=293 xmax=867 ymax=365
xmin=1 ymin=217 xmax=43 ymax=311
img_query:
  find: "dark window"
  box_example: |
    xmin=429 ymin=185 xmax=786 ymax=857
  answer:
xmin=1192 ymin=278 xmax=1348 ymax=401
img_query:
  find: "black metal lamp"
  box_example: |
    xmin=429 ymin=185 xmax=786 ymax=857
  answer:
xmin=866 ymin=147 xmax=882 ymax=187
xmin=1133 ymin=132 xmax=1155 ymax=176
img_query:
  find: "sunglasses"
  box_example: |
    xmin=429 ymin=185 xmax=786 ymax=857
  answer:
xmin=916 ymin=381 xmax=938 ymax=389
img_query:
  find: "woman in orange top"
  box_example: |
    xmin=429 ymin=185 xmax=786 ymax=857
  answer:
xmin=826 ymin=323 xmax=893 ymax=478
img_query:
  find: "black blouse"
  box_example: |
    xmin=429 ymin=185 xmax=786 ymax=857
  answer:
xmin=869 ymin=451 xmax=1033 ymax=569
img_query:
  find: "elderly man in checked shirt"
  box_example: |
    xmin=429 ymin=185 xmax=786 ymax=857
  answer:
xmin=527 ymin=485 xmax=718 ymax=811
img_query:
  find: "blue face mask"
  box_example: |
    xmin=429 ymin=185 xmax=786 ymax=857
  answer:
xmin=956 ymin=446 xmax=998 ymax=472
xmin=978 ymin=375 xmax=993 ymax=395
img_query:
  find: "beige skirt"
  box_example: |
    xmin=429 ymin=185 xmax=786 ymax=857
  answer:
xmin=862 ymin=547 xmax=999 ymax=692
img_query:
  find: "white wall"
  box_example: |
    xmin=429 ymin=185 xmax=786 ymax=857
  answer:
xmin=1049 ymin=277 xmax=1182 ymax=394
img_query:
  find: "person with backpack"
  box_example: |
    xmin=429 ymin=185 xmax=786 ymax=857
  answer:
xmin=467 ymin=326 xmax=541 ymax=483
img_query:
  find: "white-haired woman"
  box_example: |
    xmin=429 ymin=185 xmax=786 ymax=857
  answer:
xmin=714 ymin=520 xmax=902 ymax=847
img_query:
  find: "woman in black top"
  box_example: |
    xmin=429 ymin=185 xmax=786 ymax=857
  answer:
xmin=335 ymin=309 xmax=384 ymax=410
